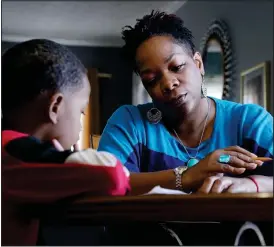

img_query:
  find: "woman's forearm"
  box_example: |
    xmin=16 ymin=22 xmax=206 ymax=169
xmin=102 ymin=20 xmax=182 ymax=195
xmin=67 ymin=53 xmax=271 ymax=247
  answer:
xmin=129 ymin=170 xmax=176 ymax=195
xmin=249 ymin=175 xmax=273 ymax=192
xmin=128 ymin=173 xmax=273 ymax=195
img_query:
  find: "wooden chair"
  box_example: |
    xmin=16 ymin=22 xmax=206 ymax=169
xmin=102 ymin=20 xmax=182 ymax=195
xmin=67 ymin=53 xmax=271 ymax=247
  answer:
xmin=78 ymin=68 xmax=109 ymax=150
xmin=91 ymin=135 xmax=101 ymax=149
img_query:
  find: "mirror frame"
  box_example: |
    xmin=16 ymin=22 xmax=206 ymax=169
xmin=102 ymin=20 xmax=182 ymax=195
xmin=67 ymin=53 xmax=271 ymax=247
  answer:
xmin=200 ymin=19 xmax=234 ymax=100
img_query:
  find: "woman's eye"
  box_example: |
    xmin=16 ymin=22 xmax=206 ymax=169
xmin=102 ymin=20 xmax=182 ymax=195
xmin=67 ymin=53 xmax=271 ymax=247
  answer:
xmin=81 ymin=110 xmax=86 ymax=115
xmin=144 ymin=78 xmax=157 ymax=87
xmin=171 ymin=63 xmax=185 ymax=72
xmin=142 ymin=75 xmax=156 ymax=85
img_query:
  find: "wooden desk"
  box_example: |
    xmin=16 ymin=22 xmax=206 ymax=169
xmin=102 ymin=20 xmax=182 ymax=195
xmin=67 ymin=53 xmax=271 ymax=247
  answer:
xmin=43 ymin=193 xmax=273 ymax=223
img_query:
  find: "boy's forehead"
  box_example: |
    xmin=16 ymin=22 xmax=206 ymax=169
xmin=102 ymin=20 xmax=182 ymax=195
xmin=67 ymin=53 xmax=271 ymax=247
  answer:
xmin=83 ymin=75 xmax=91 ymax=91
xmin=81 ymin=75 xmax=91 ymax=97
xmin=64 ymin=76 xmax=90 ymax=104
xmin=76 ymin=76 xmax=90 ymax=99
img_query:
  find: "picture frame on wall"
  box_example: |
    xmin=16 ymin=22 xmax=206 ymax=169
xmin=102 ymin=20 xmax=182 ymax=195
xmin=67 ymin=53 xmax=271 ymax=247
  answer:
xmin=240 ymin=61 xmax=270 ymax=110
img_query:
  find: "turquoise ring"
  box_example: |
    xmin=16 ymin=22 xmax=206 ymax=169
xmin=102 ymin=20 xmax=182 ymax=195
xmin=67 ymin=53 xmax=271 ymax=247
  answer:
xmin=218 ymin=154 xmax=231 ymax=164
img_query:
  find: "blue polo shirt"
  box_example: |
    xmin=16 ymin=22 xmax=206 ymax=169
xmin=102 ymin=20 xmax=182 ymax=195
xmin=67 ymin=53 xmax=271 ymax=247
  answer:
xmin=98 ymin=97 xmax=273 ymax=176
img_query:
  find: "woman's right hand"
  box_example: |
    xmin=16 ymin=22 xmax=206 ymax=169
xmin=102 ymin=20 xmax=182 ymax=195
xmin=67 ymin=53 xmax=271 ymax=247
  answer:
xmin=181 ymin=146 xmax=263 ymax=191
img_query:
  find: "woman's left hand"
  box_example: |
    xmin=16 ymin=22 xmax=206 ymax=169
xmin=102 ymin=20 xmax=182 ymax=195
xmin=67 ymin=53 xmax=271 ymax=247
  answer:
xmin=197 ymin=176 xmax=257 ymax=193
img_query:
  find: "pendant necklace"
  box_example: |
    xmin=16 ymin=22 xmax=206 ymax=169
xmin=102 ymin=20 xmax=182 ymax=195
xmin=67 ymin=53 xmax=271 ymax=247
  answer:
xmin=173 ymin=97 xmax=211 ymax=168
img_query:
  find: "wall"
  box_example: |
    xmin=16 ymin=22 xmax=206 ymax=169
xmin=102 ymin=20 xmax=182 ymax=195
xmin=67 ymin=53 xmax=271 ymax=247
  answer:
xmin=176 ymin=1 xmax=273 ymax=112
xmin=2 ymin=41 xmax=133 ymax=131
xmin=3 ymin=0 xmax=273 ymax=117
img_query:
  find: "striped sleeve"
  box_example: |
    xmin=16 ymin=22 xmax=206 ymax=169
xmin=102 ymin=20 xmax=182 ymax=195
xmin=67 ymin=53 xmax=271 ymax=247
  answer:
xmin=98 ymin=105 xmax=143 ymax=172
xmin=240 ymin=104 xmax=273 ymax=176
xmin=65 ymin=149 xmax=130 ymax=177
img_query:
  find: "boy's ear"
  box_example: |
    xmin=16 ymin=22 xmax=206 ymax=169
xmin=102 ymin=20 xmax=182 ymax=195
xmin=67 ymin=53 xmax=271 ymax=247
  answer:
xmin=49 ymin=93 xmax=65 ymax=124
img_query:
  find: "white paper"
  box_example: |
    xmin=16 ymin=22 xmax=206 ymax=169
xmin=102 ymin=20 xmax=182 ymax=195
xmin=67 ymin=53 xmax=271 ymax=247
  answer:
xmin=142 ymin=185 xmax=187 ymax=195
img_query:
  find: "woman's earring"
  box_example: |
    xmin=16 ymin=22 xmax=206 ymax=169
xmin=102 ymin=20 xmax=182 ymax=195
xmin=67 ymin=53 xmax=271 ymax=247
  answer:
xmin=147 ymin=106 xmax=162 ymax=124
xmin=201 ymin=75 xmax=207 ymax=98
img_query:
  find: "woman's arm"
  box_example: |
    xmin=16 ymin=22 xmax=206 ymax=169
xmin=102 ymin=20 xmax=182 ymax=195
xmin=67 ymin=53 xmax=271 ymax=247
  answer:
xmin=197 ymin=175 xmax=273 ymax=193
xmin=129 ymin=170 xmax=175 ymax=195
xmin=129 ymin=155 xmax=266 ymax=195
xmin=129 ymin=145 xmax=263 ymax=195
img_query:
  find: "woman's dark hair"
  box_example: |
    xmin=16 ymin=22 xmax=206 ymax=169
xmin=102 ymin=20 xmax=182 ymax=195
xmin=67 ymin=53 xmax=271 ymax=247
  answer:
xmin=121 ymin=10 xmax=196 ymax=72
xmin=2 ymin=39 xmax=86 ymax=116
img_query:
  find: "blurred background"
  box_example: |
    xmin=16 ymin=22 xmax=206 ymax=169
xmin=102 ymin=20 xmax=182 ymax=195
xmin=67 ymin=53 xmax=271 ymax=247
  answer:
xmin=2 ymin=0 xmax=273 ymax=134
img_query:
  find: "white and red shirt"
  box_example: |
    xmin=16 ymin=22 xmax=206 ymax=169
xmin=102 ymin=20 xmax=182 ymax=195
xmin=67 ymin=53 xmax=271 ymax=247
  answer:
xmin=2 ymin=130 xmax=130 ymax=246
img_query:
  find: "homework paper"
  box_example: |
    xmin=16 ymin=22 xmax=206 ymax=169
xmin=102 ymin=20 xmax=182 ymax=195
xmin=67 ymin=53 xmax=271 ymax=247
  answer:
xmin=143 ymin=185 xmax=187 ymax=195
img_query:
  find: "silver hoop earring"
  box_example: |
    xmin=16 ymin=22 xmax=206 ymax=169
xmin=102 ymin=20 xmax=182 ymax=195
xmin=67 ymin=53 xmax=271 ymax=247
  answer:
xmin=147 ymin=106 xmax=162 ymax=124
xmin=201 ymin=75 xmax=207 ymax=98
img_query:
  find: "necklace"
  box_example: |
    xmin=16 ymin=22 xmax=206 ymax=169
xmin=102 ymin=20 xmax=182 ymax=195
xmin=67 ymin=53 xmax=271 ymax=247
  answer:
xmin=173 ymin=97 xmax=211 ymax=168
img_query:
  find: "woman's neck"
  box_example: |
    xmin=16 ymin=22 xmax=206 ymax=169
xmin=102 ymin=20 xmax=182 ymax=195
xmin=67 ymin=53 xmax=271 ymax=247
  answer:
xmin=178 ymin=98 xmax=210 ymax=132
xmin=167 ymin=97 xmax=215 ymax=147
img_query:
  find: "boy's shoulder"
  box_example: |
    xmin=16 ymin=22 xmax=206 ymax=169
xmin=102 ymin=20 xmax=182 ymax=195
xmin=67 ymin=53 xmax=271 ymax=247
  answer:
xmin=2 ymin=130 xmax=73 ymax=164
xmin=1 ymin=130 xmax=129 ymax=177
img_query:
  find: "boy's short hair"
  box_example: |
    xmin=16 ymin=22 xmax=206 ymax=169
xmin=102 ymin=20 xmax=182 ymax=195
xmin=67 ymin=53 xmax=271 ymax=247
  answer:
xmin=2 ymin=39 xmax=86 ymax=116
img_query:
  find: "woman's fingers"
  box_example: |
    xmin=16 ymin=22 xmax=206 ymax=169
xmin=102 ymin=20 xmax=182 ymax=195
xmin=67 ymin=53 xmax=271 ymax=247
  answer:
xmin=210 ymin=178 xmax=233 ymax=193
xmin=224 ymin=151 xmax=262 ymax=166
xmin=197 ymin=176 xmax=218 ymax=193
xmin=197 ymin=176 xmax=233 ymax=194
xmin=220 ymin=151 xmax=260 ymax=169
xmin=211 ymin=148 xmax=262 ymax=172
xmin=218 ymin=164 xmax=246 ymax=175
xmin=207 ymin=161 xmax=246 ymax=175
xmin=224 ymin=146 xmax=257 ymax=158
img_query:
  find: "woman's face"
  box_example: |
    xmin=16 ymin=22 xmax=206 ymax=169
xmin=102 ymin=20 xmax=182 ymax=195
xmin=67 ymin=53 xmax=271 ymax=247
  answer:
xmin=135 ymin=35 xmax=205 ymax=119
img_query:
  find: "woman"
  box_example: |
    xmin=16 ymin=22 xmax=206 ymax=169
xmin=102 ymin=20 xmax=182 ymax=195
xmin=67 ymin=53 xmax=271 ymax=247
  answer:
xmin=98 ymin=11 xmax=273 ymax=245
xmin=98 ymin=11 xmax=273 ymax=195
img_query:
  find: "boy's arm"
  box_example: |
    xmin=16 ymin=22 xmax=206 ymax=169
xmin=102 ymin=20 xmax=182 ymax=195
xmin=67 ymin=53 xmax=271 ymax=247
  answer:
xmin=2 ymin=131 xmax=130 ymax=203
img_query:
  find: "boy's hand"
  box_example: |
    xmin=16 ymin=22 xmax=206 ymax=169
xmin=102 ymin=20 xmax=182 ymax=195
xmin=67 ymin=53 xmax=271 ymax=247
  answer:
xmin=52 ymin=139 xmax=81 ymax=151
xmin=52 ymin=139 xmax=64 ymax=151
xmin=73 ymin=143 xmax=80 ymax=151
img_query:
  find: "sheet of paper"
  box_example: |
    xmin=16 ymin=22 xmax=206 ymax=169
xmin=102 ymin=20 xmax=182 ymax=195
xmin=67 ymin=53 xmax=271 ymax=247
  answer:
xmin=142 ymin=185 xmax=187 ymax=195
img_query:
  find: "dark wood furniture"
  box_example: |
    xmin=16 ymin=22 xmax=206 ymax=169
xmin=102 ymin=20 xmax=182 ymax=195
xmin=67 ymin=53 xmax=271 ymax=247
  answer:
xmin=43 ymin=193 xmax=273 ymax=223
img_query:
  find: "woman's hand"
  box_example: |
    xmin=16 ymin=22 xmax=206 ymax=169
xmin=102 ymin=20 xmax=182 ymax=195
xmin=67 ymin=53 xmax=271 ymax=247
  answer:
xmin=197 ymin=176 xmax=257 ymax=193
xmin=182 ymin=146 xmax=263 ymax=191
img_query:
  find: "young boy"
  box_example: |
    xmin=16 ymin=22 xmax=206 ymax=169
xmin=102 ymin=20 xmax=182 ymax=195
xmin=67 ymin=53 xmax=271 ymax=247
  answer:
xmin=2 ymin=39 xmax=130 ymax=246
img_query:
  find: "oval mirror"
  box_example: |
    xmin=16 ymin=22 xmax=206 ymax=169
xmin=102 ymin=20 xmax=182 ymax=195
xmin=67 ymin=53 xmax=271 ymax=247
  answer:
xmin=203 ymin=38 xmax=224 ymax=99
xmin=200 ymin=19 xmax=234 ymax=100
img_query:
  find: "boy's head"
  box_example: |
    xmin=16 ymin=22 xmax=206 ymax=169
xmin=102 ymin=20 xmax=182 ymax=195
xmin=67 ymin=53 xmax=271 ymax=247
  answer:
xmin=2 ymin=39 xmax=91 ymax=149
